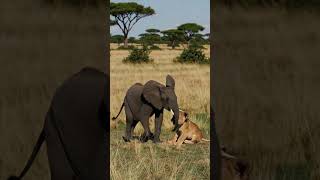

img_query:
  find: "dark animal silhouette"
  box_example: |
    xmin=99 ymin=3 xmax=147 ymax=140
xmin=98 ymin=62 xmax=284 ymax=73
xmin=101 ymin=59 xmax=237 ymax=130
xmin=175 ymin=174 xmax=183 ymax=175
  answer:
xmin=8 ymin=67 xmax=108 ymax=180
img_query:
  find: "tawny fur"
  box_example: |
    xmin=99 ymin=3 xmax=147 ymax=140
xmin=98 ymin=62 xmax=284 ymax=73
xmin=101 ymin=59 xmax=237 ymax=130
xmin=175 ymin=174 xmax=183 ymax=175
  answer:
xmin=167 ymin=110 xmax=210 ymax=148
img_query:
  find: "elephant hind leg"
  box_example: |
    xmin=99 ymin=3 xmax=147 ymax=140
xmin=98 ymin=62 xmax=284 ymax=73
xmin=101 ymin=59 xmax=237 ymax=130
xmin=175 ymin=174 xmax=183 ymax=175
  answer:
xmin=123 ymin=121 xmax=133 ymax=142
xmin=123 ymin=104 xmax=135 ymax=142
xmin=123 ymin=120 xmax=134 ymax=143
xmin=130 ymin=120 xmax=139 ymax=135
xmin=139 ymin=117 xmax=153 ymax=143
xmin=123 ymin=120 xmax=140 ymax=142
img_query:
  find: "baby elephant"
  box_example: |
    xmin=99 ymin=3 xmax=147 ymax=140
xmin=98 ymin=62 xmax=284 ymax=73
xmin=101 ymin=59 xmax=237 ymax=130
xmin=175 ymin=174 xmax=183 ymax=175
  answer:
xmin=167 ymin=110 xmax=210 ymax=148
xmin=112 ymin=75 xmax=180 ymax=143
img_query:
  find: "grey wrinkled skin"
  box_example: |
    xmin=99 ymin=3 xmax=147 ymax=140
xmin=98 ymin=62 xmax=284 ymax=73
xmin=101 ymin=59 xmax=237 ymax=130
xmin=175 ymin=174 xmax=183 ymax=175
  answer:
xmin=8 ymin=67 xmax=108 ymax=180
xmin=113 ymin=75 xmax=180 ymax=143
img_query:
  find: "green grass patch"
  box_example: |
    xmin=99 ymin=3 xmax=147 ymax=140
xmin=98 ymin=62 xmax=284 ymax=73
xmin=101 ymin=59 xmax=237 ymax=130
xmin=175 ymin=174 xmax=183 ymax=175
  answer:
xmin=110 ymin=124 xmax=210 ymax=180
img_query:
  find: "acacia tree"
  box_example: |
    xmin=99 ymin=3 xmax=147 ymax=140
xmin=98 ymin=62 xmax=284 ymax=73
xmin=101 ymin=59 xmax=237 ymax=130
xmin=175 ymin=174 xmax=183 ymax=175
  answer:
xmin=177 ymin=23 xmax=205 ymax=46
xmin=128 ymin=37 xmax=136 ymax=44
xmin=110 ymin=2 xmax=155 ymax=48
xmin=110 ymin=35 xmax=124 ymax=46
xmin=189 ymin=33 xmax=207 ymax=49
xmin=161 ymin=29 xmax=184 ymax=49
xmin=145 ymin=28 xmax=160 ymax=34
xmin=139 ymin=28 xmax=161 ymax=48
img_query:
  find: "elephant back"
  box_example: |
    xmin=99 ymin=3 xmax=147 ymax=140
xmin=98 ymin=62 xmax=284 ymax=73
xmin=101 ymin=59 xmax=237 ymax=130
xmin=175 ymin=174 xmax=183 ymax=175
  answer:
xmin=48 ymin=67 xmax=107 ymax=180
xmin=125 ymin=83 xmax=144 ymax=119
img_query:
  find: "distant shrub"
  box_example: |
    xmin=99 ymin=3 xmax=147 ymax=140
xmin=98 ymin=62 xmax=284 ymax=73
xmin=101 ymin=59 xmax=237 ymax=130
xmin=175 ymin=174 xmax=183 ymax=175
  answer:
xmin=189 ymin=39 xmax=206 ymax=50
xmin=174 ymin=47 xmax=209 ymax=64
xmin=149 ymin=45 xmax=161 ymax=50
xmin=117 ymin=45 xmax=135 ymax=50
xmin=123 ymin=46 xmax=153 ymax=63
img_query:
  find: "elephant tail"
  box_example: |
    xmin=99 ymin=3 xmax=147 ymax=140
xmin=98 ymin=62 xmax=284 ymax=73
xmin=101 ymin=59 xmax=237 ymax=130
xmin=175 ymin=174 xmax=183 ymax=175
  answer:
xmin=8 ymin=130 xmax=45 ymax=180
xmin=112 ymin=102 xmax=124 ymax=120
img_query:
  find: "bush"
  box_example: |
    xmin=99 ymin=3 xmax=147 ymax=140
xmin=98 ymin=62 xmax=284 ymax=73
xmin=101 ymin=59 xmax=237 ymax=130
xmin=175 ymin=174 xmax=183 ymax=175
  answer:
xmin=123 ymin=46 xmax=153 ymax=63
xmin=117 ymin=45 xmax=136 ymax=50
xmin=149 ymin=45 xmax=161 ymax=50
xmin=189 ymin=39 xmax=206 ymax=50
xmin=174 ymin=47 xmax=209 ymax=64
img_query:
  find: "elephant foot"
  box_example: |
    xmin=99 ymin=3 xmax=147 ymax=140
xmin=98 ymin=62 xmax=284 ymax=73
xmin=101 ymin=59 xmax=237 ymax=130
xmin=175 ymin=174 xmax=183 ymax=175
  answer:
xmin=149 ymin=133 xmax=154 ymax=140
xmin=139 ymin=136 xmax=148 ymax=143
xmin=122 ymin=136 xmax=131 ymax=142
xmin=139 ymin=132 xmax=154 ymax=142
xmin=139 ymin=133 xmax=154 ymax=143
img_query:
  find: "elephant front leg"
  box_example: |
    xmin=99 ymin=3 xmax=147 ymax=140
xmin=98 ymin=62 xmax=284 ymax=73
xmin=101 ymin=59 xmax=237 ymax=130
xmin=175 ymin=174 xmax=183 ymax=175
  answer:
xmin=153 ymin=111 xmax=163 ymax=143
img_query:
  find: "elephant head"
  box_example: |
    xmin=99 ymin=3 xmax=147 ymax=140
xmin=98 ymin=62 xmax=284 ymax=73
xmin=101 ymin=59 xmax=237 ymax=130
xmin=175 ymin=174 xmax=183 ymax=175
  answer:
xmin=142 ymin=75 xmax=180 ymax=131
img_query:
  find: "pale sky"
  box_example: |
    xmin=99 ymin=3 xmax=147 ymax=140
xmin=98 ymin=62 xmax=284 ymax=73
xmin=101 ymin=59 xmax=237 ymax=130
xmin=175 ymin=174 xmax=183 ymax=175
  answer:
xmin=110 ymin=0 xmax=210 ymax=37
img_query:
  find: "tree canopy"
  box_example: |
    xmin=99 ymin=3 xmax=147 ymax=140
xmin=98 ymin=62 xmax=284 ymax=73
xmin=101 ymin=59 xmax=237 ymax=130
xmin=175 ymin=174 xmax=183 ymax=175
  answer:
xmin=145 ymin=29 xmax=161 ymax=33
xmin=110 ymin=35 xmax=124 ymax=45
xmin=110 ymin=2 xmax=155 ymax=47
xmin=139 ymin=33 xmax=161 ymax=48
xmin=177 ymin=23 xmax=205 ymax=42
xmin=161 ymin=29 xmax=185 ymax=49
xmin=128 ymin=37 xmax=136 ymax=43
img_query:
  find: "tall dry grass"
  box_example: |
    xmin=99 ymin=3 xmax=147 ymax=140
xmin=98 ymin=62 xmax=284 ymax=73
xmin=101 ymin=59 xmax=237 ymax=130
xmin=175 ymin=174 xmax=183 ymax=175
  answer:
xmin=110 ymin=44 xmax=210 ymax=179
xmin=214 ymin=6 xmax=320 ymax=179
xmin=0 ymin=1 xmax=105 ymax=179
xmin=110 ymin=45 xmax=210 ymax=130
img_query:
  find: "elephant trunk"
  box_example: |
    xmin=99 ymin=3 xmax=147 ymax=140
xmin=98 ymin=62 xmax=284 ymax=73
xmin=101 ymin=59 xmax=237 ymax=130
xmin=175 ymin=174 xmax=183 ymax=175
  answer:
xmin=171 ymin=107 xmax=180 ymax=132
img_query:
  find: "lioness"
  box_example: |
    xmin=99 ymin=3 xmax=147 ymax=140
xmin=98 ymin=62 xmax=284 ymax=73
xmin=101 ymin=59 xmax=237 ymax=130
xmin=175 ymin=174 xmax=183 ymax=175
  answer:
xmin=167 ymin=110 xmax=210 ymax=148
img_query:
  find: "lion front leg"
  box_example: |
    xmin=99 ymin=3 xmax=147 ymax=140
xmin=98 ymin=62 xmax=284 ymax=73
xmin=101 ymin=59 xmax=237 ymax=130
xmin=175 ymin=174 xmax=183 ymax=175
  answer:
xmin=184 ymin=139 xmax=195 ymax=144
xmin=167 ymin=134 xmax=178 ymax=145
xmin=175 ymin=133 xmax=188 ymax=149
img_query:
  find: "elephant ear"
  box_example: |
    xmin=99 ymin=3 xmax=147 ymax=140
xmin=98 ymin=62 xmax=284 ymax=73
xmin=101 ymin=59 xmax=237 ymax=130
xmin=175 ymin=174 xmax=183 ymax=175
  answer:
xmin=166 ymin=75 xmax=175 ymax=89
xmin=142 ymin=80 xmax=164 ymax=110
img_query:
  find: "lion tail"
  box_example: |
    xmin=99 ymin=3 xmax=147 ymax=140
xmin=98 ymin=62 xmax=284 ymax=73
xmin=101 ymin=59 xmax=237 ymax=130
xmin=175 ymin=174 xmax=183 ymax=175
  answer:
xmin=201 ymin=138 xmax=210 ymax=142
